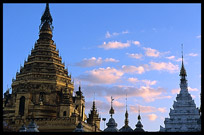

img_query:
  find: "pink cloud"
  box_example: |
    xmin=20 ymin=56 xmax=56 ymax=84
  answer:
xmin=157 ymin=107 xmax=167 ymax=113
xmin=130 ymin=105 xmax=157 ymax=113
xmin=78 ymin=67 xmax=124 ymax=84
xmin=143 ymin=47 xmax=160 ymax=57
xmin=98 ymin=41 xmax=130 ymax=50
xmin=149 ymin=61 xmax=179 ymax=73
xmin=128 ymin=77 xmax=157 ymax=86
xmin=132 ymin=41 xmax=140 ymax=46
xmin=128 ymin=77 xmax=139 ymax=83
xmin=148 ymin=114 xmax=158 ymax=121
xmin=122 ymin=65 xmax=145 ymax=74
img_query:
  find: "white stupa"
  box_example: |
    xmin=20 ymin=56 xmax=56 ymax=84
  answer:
xmin=160 ymin=47 xmax=201 ymax=132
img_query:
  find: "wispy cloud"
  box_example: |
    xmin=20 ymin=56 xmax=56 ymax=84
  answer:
xmin=157 ymin=107 xmax=167 ymax=113
xmin=74 ymin=57 xmax=119 ymax=67
xmin=126 ymin=53 xmax=143 ymax=59
xmin=196 ymin=35 xmax=201 ymax=39
xmin=171 ymin=88 xmax=180 ymax=94
xmin=165 ymin=55 xmax=175 ymax=60
xmin=165 ymin=55 xmax=182 ymax=62
xmin=128 ymin=77 xmax=157 ymax=87
xmin=189 ymin=53 xmax=198 ymax=57
xmin=130 ymin=105 xmax=166 ymax=114
xmin=98 ymin=41 xmax=131 ymax=50
xmin=105 ymin=30 xmax=129 ymax=38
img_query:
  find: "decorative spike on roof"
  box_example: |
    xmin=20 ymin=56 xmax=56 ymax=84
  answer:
xmin=109 ymin=96 xmax=115 ymax=118
xmin=41 ymin=3 xmax=53 ymax=25
xmin=39 ymin=3 xmax=53 ymax=33
xmin=179 ymin=44 xmax=187 ymax=77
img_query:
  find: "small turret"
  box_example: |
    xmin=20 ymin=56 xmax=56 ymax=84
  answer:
xmin=87 ymin=99 xmax=101 ymax=131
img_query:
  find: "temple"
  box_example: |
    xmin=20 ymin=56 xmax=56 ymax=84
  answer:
xmin=3 ymin=3 xmax=100 ymax=132
xmin=160 ymin=45 xmax=201 ymax=132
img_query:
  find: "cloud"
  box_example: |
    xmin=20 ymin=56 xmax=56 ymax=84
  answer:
xmin=132 ymin=41 xmax=141 ymax=46
xmin=138 ymin=86 xmax=167 ymax=102
xmin=81 ymin=84 xmax=169 ymax=103
xmin=141 ymin=80 xmax=157 ymax=86
xmin=165 ymin=55 xmax=183 ymax=63
xmin=171 ymin=88 xmax=180 ymax=94
xmin=149 ymin=61 xmax=179 ymax=73
xmin=128 ymin=77 xmax=157 ymax=86
xmin=171 ymin=87 xmax=199 ymax=95
xmin=78 ymin=67 xmax=124 ymax=84
xmin=143 ymin=47 xmax=160 ymax=57
xmin=126 ymin=53 xmax=143 ymax=59
xmin=165 ymin=55 xmax=175 ymax=60
xmin=175 ymin=58 xmax=182 ymax=62
xmin=105 ymin=30 xmax=129 ymax=38
xmin=75 ymin=57 xmax=119 ymax=67
xmin=188 ymin=87 xmax=199 ymax=92
xmin=130 ymin=105 xmax=157 ymax=113
xmin=148 ymin=114 xmax=158 ymax=121
xmin=189 ymin=53 xmax=198 ymax=57
xmin=122 ymin=65 xmax=145 ymax=74
xmin=196 ymin=35 xmax=201 ymax=39
xmin=127 ymin=77 xmax=139 ymax=83
xmin=157 ymin=107 xmax=167 ymax=113
xmin=130 ymin=105 xmax=166 ymax=114
xmin=104 ymin=58 xmax=119 ymax=63
xmin=98 ymin=41 xmax=131 ymax=50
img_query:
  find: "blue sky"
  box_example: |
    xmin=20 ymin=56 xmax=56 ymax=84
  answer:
xmin=3 ymin=3 xmax=201 ymax=131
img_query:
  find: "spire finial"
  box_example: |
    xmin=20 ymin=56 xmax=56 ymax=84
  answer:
xmin=94 ymin=91 xmax=95 ymax=102
xmin=138 ymin=105 xmax=141 ymax=121
xmin=39 ymin=3 xmax=53 ymax=31
xmin=109 ymin=96 xmax=114 ymax=118
xmin=125 ymin=92 xmax=127 ymax=111
xmin=125 ymin=93 xmax=129 ymax=126
xmin=179 ymin=44 xmax=187 ymax=77
xmin=181 ymin=44 xmax=184 ymax=63
xmin=79 ymin=81 xmax=81 ymax=92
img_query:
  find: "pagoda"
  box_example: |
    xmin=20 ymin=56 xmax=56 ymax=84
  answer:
xmin=3 ymin=3 xmax=100 ymax=132
xmin=160 ymin=46 xmax=201 ymax=132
